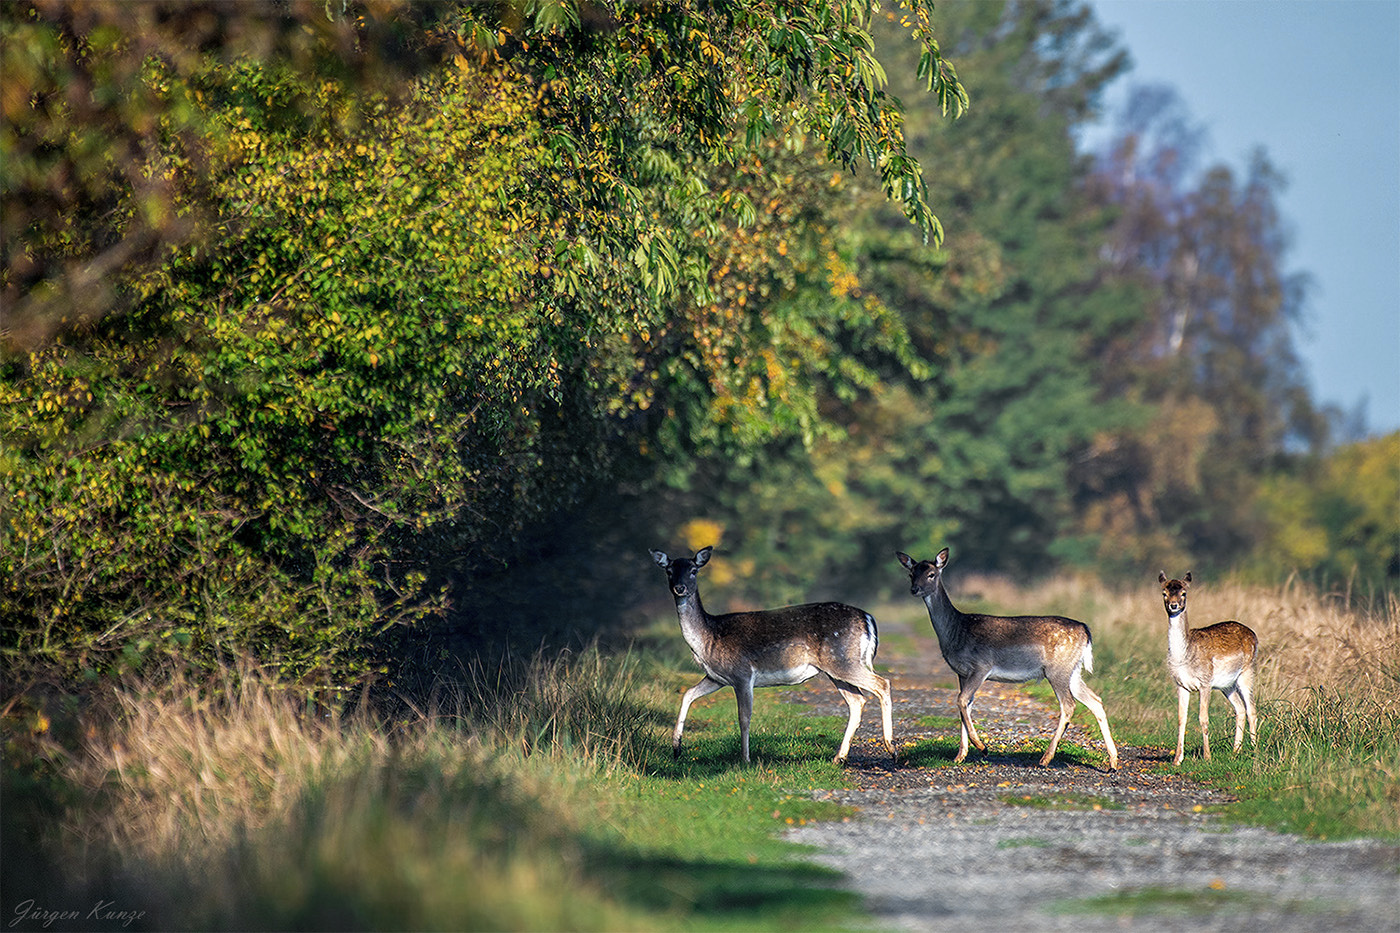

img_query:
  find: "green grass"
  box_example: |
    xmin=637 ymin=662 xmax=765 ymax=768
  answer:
xmin=2 ymin=649 xmax=878 ymax=933
xmin=1093 ymin=628 xmax=1400 ymax=842
xmin=1000 ymin=792 xmax=1124 ymax=811
xmin=915 ymin=714 xmax=962 ymax=730
xmin=900 ymin=732 xmax=1113 ymax=773
xmin=1052 ymin=884 xmax=1336 ymax=920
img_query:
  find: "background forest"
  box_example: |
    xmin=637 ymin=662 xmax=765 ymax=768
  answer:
xmin=2 ymin=0 xmax=1396 ymax=698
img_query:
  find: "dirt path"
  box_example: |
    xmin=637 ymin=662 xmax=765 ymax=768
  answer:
xmin=781 ymin=613 xmax=1400 ymax=931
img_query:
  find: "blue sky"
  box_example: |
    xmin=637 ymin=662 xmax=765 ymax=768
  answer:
xmin=1084 ymin=0 xmax=1400 ymax=437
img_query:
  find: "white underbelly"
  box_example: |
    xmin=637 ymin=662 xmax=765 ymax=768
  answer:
xmin=1171 ymin=663 xmax=1234 ymax=692
xmin=752 ymin=663 xmax=820 ymax=687
xmin=987 ymin=663 xmax=1044 ymax=683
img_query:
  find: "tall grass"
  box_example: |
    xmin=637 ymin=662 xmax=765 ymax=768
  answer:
xmin=960 ymin=571 xmax=1400 ymax=839
xmin=3 ymin=645 xmax=861 ymax=931
xmin=14 ymin=654 xmax=662 ymax=931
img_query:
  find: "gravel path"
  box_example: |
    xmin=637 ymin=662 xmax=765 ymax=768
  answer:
xmin=781 ymin=613 xmax=1400 ymax=931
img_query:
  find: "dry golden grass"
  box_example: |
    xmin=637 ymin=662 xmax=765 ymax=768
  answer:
xmin=68 ymin=663 xmax=376 ymax=861
xmin=42 ymin=654 xmax=660 ymax=930
xmin=957 ymin=571 xmax=1400 ymax=708
xmin=952 ymin=570 xmax=1400 ymax=838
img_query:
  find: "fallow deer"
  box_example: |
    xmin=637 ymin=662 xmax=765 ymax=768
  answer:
xmin=897 ymin=548 xmax=1119 ymax=770
xmin=1159 ymin=571 xmax=1259 ymax=765
xmin=651 ymin=546 xmax=896 ymax=764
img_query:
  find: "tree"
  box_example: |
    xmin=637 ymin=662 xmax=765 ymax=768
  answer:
xmin=1073 ymin=83 xmax=1330 ymax=574
xmin=663 ymin=0 xmax=1140 ymax=595
xmin=1 ymin=0 xmax=447 ymax=349
xmin=1 ymin=1 xmax=968 ymax=689
xmin=1249 ymin=433 xmax=1400 ymax=589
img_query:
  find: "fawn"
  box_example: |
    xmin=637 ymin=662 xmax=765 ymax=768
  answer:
xmin=1159 ymin=571 xmax=1258 ymax=764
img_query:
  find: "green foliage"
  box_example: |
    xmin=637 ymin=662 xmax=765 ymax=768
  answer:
xmin=2 ymin=63 xmax=550 ymax=687
xmin=659 ymin=0 xmax=1141 ymax=596
xmin=2 ymin=1 xmax=969 ymax=693
xmin=0 ymin=0 xmax=447 ymax=348
xmin=1075 ymin=87 xmax=1332 ymax=576
xmin=1249 ymin=433 xmax=1400 ymax=588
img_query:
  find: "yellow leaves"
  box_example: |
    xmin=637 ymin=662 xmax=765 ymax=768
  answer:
xmin=825 ymin=250 xmax=860 ymax=297
xmin=680 ymin=518 xmax=724 ymax=551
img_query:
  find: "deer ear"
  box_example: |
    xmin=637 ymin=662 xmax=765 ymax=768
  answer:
xmin=650 ymin=549 xmax=670 ymax=569
xmin=1184 ymin=572 xmax=1192 ymax=585
xmin=935 ymin=547 xmax=949 ymax=569
xmin=896 ymin=551 xmax=915 ymax=571
xmin=1158 ymin=571 xmax=1168 ymax=584
xmin=694 ymin=546 xmax=713 ymax=567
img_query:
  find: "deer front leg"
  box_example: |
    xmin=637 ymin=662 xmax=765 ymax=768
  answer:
xmin=674 ymin=676 xmax=725 ymax=759
xmin=1198 ymin=687 xmax=1212 ymax=761
xmin=955 ymin=671 xmax=990 ymax=762
xmin=735 ymin=674 xmax=756 ymax=763
xmin=1174 ymin=685 xmax=1191 ymax=765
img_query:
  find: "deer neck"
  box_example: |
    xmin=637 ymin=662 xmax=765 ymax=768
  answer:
xmin=922 ymin=583 xmax=967 ymax=647
xmin=673 ymin=591 xmax=716 ymax=652
xmin=1165 ymin=606 xmax=1190 ymax=661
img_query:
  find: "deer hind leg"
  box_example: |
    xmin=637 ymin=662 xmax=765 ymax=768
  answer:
xmin=828 ymin=677 xmax=868 ymax=763
xmin=1068 ymin=669 xmax=1119 ymax=771
xmin=1198 ymin=687 xmax=1213 ymax=760
xmin=835 ymin=671 xmax=896 ymax=759
xmin=1174 ymin=685 xmax=1191 ymax=765
xmin=675 ymin=676 xmax=727 ymax=759
xmin=874 ymin=673 xmax=895 ymax=758
xmin=1238 ymin=666 xmax=1258 ymax=748
xmin=955 ymin=671 xmax=990 ymax=762
xmin=1040 ymin=677 xmax=1076 ymax=767
xmin=1223 ymin=684 xmax=1248 ymax=752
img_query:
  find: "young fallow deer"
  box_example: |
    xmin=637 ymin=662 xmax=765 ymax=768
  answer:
xmin=1159 ymin=571 xmax=1259 ymax=765
xmin=651 ymin=546 xmax=895 ymax=764
xmin=897 ymin=548 xmax=1119 ymax=771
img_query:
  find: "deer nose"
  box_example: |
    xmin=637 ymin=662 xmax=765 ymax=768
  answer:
xmin=672 ymin=585 xmax=687 ymax=597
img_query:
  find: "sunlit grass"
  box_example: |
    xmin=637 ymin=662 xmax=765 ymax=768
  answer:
xmin=6 ymin=573 xmax=1396 ymax=932
xmin=1000 ymin=792 xmax=1124 ymax=811
xmin=1053 ymin=885 xmax=1332 ymax=920
xmin=966 ymin=572 xmax=1400 ymax=840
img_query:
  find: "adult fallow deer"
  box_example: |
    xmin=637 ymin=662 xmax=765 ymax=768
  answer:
xmin=651 ymin=546 xmax=895 ymax=764
xmin=897 ymin=548 xmax=1119 ymax=771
